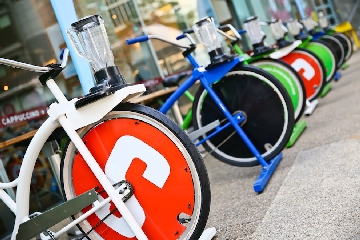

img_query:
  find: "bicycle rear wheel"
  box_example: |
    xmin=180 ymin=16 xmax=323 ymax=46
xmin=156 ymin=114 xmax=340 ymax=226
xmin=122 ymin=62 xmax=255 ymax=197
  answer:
xmin=192 ymin=64 xmax=294 ymax=167
xmin=60 ymin=103 xmax=210 ymax=240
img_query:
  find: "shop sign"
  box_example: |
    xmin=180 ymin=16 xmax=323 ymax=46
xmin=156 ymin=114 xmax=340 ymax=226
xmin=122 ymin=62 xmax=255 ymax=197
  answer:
xmin=0 ymin=106 xmax=48 ymax=128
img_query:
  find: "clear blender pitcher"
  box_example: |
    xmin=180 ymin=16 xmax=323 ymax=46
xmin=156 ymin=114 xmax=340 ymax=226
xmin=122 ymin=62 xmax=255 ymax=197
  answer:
xmin=67 ymin=15 xmax=115 ymax=72
xmin=243 ymin=16 xmax=264 ymax=45
xmin=192 ymin=16 xmax=233 ymax=67
xmin=67 ymin=15 xmax=127 ymax=107
xmin=268 ymin=19 xmax=294 ymax=48
xmin=243 ymin=16 xmax=273 ymax=56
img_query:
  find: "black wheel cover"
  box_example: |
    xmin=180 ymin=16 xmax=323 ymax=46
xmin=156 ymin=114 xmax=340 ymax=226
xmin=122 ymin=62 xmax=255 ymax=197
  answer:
xmin=198 ymin=73 xmax=287 ymax=159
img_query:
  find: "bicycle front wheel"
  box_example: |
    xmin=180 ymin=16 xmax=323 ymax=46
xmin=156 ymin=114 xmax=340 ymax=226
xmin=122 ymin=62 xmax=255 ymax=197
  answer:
xmin=60 ymin=103 xmax=210 ymax=240
xmin=192 ymin=64 xmax=294 ymax=167
xmin=333 ymin=32 xmax=353 ymax=62
xmin=251 ymin=58 xmax=306 ymax=122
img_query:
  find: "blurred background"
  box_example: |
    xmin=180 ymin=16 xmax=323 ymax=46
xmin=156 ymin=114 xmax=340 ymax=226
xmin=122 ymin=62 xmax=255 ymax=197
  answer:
xmin=0 ymin=0 xmax=359 ymax=238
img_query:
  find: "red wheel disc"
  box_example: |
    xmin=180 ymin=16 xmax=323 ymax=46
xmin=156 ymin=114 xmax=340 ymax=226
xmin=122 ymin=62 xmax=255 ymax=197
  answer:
xmin=281 ymin=50 xmax=324 ymax=100
xmin=71 ymin=118 xmax=196 ymax=239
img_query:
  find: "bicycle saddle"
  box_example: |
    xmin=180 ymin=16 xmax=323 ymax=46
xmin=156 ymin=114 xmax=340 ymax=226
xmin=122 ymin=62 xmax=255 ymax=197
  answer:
xmin=162 ymin=72 xmax=189 ymax=87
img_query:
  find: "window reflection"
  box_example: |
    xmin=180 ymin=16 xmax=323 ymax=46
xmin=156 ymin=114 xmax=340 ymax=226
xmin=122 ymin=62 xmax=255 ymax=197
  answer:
xmin=138 ymin=0 xmax=191 ymax=76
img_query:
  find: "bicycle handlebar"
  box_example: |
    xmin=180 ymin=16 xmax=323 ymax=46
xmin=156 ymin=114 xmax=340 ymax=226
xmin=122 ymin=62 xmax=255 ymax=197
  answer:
xmin=60 ymin=48 xmax=70 ymax=68
xmin=178 ymin=24 xmax=247 ymax=42
xmin=176 ymin=29 xmax=194 ymax=40
xmin=0 ymin=48 xmax=70 ymax=73
xmin=126 ymin=35 xmax=191 ymax=49
xmin=126 ymin=35 xmax=149 ymax=45
xmin=0 ymin=58 xmax=51 ymax=72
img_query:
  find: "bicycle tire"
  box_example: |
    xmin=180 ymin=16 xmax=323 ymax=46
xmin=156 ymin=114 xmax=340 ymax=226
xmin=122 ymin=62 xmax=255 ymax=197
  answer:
xmin=282 ymin=48 xmax=327 ymax=101
xmin=333 ymin=32 xmax=353 ymax=62
xmin=251 ymin=58 xmax=306 ymax=122
xmin=60 ymin=103 xmax=210 ymax=240
xmin=321 ymin=35 xmax=345 ymax=68
xmin=306 ymin=39 xmax=338 ymax=82
xmin=192 ymin=64 xmax=294 ymax=167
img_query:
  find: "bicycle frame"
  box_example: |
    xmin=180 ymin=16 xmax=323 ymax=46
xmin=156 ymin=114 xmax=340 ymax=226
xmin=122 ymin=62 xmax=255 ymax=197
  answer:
xmin=180 ymin=90 xmax=195 ymax=130
xmin=0 ymin=56 xmax=148 ymax=239
xmin=159 ymin=55 xmax=240 ymax=114
xmin=159 ymin=53 xmax=273 ymax=166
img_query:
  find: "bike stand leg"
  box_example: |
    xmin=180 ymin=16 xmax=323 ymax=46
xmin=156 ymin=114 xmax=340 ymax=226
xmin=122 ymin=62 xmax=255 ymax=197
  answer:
xmin=226 ymin=121 xmax=282 ymax=193
xmin=253 ymin=153 xmax=283 ymax=193
xmin=320 ymin=82 xmax=336 ymax=98
xmin=342 ymin=62 xmax=349 ymax=70
xmin=320 ymin=82 xmax=332 ymax=97
xmin=304 ymin=99 xmax=318 ymax=116
xmin=199 ymin=227 xmax=217 ymax=240
xmin=334 ymin=71 xmax=342 ymax=82
xmin=286 ymin=119 xmax=307 ymax=148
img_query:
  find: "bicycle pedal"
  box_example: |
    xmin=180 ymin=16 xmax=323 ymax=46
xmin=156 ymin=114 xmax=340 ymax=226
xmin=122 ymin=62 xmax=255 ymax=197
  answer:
xmin=95 ymin=180 xmax=133 ymax=203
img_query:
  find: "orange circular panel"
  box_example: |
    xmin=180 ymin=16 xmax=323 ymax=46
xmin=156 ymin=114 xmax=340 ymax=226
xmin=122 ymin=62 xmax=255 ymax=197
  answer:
xmin=281 ymin=50 xmax=324 ymax=100
xmin=71 ymin=118 xmax=195 ymax=239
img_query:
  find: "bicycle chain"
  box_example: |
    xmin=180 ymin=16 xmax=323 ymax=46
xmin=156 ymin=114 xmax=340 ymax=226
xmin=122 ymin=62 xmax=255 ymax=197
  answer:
xmin=78 ymin=180 xmax=133 ymax=239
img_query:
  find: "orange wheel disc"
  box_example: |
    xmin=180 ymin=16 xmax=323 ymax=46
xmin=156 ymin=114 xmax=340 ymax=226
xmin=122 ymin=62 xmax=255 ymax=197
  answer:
xmin=69 ymin=117 xmax=197 ymax=239
xmin=281 ymin=50 xmax=325 ymax=101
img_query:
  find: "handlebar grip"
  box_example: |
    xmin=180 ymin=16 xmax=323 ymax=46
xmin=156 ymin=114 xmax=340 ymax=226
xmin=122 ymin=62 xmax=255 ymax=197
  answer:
xmin=126 ymin=35 xmax=149 ymax=45
xmin=176 ymin=29 xmax=195 ymax=40
xmin=238 ymin=30 xmax=247 ymax=35
xmin=59 ymin=48 xmax=65 ymax=60
xmin=176 ymin=34 xmax=185 ymax=40
xmin=183 ymin=29 xmax=194 ymax=34
xmin=218 ymin=25 xmax=229 ymax=31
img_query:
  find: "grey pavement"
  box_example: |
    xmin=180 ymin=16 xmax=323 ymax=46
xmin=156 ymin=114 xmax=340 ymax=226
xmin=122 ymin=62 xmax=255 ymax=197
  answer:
xmin=51 ymin=51 xmax=360 ymax=240
xmin=204 ymin=51 xmax=360 ymax=239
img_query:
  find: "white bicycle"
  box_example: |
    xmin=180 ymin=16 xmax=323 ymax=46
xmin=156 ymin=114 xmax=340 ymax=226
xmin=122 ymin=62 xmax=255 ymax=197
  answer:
xmin=0 ymin=15 xmax=211 ymax=240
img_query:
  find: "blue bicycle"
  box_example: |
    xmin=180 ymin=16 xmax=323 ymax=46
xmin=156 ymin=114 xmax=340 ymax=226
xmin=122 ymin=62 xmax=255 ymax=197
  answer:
xmin=127 ymin=17 xmax=295 ymax=191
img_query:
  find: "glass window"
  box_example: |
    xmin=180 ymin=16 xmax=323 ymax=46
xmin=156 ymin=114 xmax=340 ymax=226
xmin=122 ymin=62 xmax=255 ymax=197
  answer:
xmin=0 ymin=14 xmax=11 ymax=29
xmin=74 ymin=0 xmax=162 ymax=90
xmin=137 ymin=0 xmax=192 ymax=78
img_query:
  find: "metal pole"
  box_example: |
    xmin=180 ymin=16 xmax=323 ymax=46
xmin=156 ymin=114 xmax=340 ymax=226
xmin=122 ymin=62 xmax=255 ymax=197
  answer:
xmin=294 ymin=0 xmax=306 ymax=19
xmin=50 ymin=0 xmax=95 ymax=94
xmin=347 ymin=0 xmax=360 ymax=23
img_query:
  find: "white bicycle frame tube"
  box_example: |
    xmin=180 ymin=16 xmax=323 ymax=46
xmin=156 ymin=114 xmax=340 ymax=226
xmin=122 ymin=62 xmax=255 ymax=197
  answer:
xmin=0 ymin=77 xmax=149 ymax=240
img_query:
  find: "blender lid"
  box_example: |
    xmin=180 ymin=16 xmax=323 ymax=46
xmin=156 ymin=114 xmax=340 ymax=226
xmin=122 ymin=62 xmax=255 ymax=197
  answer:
xmin=243 ymin=16 xmax=258 ymax=24
xmin=195 ymin=16 xmax=214 ymax=26
xmin=71 ymin=15 xmax=103 ymax=31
